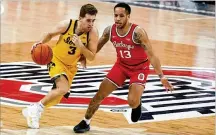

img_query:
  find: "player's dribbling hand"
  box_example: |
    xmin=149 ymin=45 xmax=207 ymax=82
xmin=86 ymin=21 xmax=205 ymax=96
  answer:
xmin=31 ymin=42 xmax=42 ymax=53
xmin=160 ymin=76 xmax=174 ymax=92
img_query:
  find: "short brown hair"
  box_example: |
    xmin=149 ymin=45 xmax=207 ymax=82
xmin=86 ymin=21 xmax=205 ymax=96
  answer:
xmin=79 ymin=4 xmax=98 ymax=17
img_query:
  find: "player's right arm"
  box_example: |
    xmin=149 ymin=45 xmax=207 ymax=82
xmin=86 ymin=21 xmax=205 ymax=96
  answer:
xmin=134 ymin=26 xmax=174 ymax=92
xmin=32 ymin=20 xmax=69 ymax=51
xmin=96 ymin=26 xmax=111 ymax=53
xmin=38 ymin=20 xmax=69 ymax=44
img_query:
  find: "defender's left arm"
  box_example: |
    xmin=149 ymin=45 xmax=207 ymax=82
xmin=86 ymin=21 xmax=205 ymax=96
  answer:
xmin=133 ymin=26 xmax=174 ymax=91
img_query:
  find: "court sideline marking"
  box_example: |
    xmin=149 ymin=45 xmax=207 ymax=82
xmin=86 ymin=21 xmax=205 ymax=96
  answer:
xmin=1 ymin=2 xmax=4 ymax=15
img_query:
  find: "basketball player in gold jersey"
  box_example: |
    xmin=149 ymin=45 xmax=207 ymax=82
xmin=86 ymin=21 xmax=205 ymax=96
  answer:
xmin=22 ymin=4 xmax=99 ymax=129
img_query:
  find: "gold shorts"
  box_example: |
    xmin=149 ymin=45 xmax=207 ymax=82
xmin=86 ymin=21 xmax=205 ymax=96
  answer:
xmin=47 ymin=56 xmax=77 ymax=86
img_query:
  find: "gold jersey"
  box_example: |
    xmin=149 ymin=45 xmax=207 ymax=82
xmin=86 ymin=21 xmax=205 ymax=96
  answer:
xmin=52 ymin=19 xmax=88 ymax=66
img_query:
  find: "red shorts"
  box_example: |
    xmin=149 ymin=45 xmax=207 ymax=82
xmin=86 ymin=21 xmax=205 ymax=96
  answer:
xmin=106 ymin=62 xmax=150 ymax=87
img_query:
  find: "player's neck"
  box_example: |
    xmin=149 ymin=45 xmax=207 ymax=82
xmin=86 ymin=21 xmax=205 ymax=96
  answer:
xmin=75 ymin=21 xmax=85 ymax=36
xmin=117 ymin=22 xmax=131 ymax=35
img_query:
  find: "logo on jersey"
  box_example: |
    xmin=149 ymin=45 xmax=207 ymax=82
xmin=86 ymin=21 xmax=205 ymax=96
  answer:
xmin=113 ymin=41 xmax=134 ymax=50
xmin=64 ymin=36 xmax=75 ymax=45
xmin=0 ymin=62 xmax=215 ymax=123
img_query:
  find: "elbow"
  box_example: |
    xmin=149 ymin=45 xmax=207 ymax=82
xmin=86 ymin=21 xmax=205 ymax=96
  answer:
xmin=87 ymin=55 xmax=95 ymax=61
xmin=88 ymin=53 xmax=96 ymax=61
xmin=47 ymin=33 xmax=53 ymax=39
xmin=88 ymin=59 xmax=94 ymax=61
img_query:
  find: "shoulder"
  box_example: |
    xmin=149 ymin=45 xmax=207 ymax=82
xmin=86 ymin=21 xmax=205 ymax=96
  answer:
xmin=100 ymin=25 xmax=112 ymax=37
xmin=56 ymin=20 xmax=72 ymax=34
xmin=104 ymin=25 xmax=112 ymax=33
xmin=134 ymin=25 xmax=145 ymax=35
xmin=58 ymin=20 xmax=71 ymax=28
xmin=133 ymin=25 xmax=148 ymax=43
xmin=89 ymin=26 xmax=99 ymax=37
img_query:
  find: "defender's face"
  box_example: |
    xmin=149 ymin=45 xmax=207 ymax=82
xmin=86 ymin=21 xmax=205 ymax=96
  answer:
xmin=114 ymin=7 xmax=129 ymax=28
xmin=80 ymin=14 xmax=96 ymax=32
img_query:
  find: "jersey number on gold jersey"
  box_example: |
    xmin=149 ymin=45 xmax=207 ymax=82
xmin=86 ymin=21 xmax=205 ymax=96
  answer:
xmin=64 ymin=36 xmax=77 ymax=55
xmin=68 ymin=46 xmax=76 ymax=55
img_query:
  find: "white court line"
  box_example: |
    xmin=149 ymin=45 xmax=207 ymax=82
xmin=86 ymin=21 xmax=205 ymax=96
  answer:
xmin=1 ymin=3 xmax=4 ymax=15
xmin=177 ymin=17 xmax=215 ymax=21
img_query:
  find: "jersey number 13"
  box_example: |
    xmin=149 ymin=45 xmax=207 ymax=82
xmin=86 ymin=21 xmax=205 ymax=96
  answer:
xmin=119 ymin=50 xmax=131 ymax=58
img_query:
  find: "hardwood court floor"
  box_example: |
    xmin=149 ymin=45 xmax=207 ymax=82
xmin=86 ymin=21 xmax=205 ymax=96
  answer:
xmin=0 ymin=1 xmax=215 ymax=135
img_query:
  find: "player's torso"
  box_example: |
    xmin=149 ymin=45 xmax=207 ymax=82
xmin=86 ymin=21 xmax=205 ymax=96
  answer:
xmin=110 ymin=24 xmax=149 ymax=69
xmin=53 ymin=19 xmax=88 ymax=66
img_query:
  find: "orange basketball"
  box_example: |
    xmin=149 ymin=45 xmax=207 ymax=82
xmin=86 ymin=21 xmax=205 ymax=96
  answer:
xmin=31 ymin=43 xmax=53 ymax=65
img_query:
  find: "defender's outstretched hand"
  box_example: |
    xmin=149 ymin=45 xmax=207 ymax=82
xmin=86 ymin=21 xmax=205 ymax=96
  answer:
xmin=160 ymin=77 xmax=174 ymax=92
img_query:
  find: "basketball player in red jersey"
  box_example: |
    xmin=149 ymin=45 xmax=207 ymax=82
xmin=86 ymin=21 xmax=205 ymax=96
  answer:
xmin=74 ymin=3 xmax=173 ymax=133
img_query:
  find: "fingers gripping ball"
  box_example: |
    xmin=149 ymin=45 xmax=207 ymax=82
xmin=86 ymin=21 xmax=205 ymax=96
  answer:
xmin=31 ymin=43 xmax=53 ymax=65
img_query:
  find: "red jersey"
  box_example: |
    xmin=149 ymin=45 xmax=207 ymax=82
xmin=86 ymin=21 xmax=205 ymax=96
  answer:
xmin=110 ymin=23 xmax=150 ymax=70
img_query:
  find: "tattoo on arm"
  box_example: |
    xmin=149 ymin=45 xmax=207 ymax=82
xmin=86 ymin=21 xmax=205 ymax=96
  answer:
xmin=133 ymin=31 xmax=142 ymax=44
xmin=103 ymin=26 xmax=111 ymax=40
xmin=85 ymin=93 xmax=105 ymax=119
xmin=133 ymin=28 xmax=147 ymax=50
xmin=97 ymin=26 xmax=111 ymax=53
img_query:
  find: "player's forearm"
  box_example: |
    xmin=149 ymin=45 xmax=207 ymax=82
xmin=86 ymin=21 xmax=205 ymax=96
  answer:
xmin=149 ymin=55 xmax=164 ymax=77
xmin=39 ymin=33 xmax=53 ymax=44
xmin=80 ymin=45 xmax=96 ymax=61
xmin=96 ymin=42 xmax=106 ymax=53
xmin=96 ymin=37 xmax=109 ymax=53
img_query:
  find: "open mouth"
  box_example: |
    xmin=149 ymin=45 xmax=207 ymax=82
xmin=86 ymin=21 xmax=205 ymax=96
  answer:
xmin=115 ymin=23 xmax=121 ymax=25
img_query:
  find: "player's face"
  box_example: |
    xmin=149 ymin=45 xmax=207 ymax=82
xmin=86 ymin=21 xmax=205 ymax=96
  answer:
xmin=114 ymin=7 xmax=129 ymax=29
xmin=80 ymin=14 xmax=96 ymax=32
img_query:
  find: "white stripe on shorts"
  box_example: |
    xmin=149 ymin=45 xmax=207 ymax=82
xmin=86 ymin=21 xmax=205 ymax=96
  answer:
xmin=105 ymin=77 xmax=120 ymax=88
xmin=129 ymin=82 xmax=145 ymax=88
